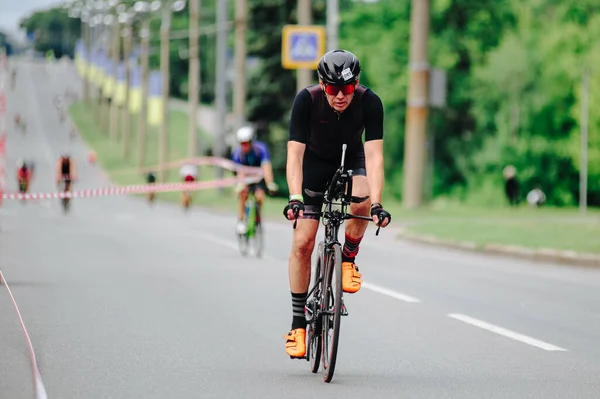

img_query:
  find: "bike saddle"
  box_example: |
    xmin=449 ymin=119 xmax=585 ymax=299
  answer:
xmin=350 ymin=195 xmax=369 ymax=203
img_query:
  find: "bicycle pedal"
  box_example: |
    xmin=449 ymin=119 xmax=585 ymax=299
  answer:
xmin=341 ymin=302 xmax=349 ymax=316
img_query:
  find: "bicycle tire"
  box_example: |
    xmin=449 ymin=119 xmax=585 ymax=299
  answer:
xmin=307 ymin=243 xmax=324 ymax=373
xmin=252 ymin=223 xmax=264 ymax=258
xmin=62 ymin=198 xmax=70 ymax=214
xmin=238 ymin=200 xmax=252 ymax=257
xmin=251 ymin=203 xmax=264 ymax=258
xmin=238 ymin=233 xmax=249 ymax=257
xmin=321 ymin=243 xmax=343 ymax=383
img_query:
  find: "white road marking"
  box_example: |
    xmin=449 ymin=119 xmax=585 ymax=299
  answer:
xmin=200 ymin=229 xmax=423 ymax=302
xmin=362 ymin=282 xmax=421 ymax=303
xmin=201 ymin=234 xmax=239 ymax=251
xmin=448 ymin=313 xmax=568 ymax=351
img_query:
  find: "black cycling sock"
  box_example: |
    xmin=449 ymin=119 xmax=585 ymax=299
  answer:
xmin=342 ymin=233 xmax=362 ymax=263
xmin=291 ymin=291 xmax=308 ymax=331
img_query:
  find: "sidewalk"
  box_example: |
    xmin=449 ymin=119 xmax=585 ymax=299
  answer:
xmin=397 ymin=226 xmax=600 ymax=268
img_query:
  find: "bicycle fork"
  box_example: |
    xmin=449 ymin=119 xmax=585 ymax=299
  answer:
xmin=304 ymin=281 xmax=350 ymax=335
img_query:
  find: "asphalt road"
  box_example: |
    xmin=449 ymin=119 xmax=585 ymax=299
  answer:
xmin=1 ymin=59 xmax=600 ymax=399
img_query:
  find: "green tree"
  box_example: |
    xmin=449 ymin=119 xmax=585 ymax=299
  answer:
xmin=340 ymin=0 xmax=515 ymax=200
xmin=20 ymin=7 xmax=81 ymax=58
xmin=467 ymin=1 xmax=600 ymax=206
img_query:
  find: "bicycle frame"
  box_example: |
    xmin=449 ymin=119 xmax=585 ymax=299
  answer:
xmin=238 ymin=184 xmax=265 ymax=258
xmin=245 ymin=191 xmax=258 ymax=237
xmin=303 ymin=166 xmax=372 ymax=311
xmin=244 ymin=184 xmax=264 ymax=235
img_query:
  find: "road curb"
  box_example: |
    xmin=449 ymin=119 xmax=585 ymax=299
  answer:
xmin=398 ymin=229 xmax=600 ymax=267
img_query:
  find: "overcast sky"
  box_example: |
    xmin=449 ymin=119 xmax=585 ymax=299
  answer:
xmin=1 ymin=0 xmax=62 ymax=37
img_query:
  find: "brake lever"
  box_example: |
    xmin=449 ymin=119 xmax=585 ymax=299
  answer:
xmin=292 ymin=207 xmax=300 ymax=229
xmin=375 ymin=212 xmax=385 ymax=236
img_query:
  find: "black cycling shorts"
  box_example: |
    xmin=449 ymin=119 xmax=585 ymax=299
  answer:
xmin=248 ymin=179 xmax=267 ymax=193
xmin=302 ymin=148 xmax=366 ymax=219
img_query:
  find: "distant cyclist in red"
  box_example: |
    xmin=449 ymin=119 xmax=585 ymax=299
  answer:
xmin=16 ymin=159 xmax=33 ymax=194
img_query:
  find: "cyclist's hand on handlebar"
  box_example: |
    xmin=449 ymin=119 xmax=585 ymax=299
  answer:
xmin=234 ymin=182 xmax=246 ymax=194
xmin=370 ymin=203 xmax=391 ymax=228
xmin=267 ymin=181 xmax=279 ymax=195
xmin=283 ymin=198 xmax=304 ymax=221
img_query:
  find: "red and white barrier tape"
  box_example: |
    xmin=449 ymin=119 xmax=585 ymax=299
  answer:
xmin=112 ymin=156 xmax=263 ymax=176
xmin=0 ymin=270 xmax=48 ymax=399
xmin=2 ymin=175 xmax=262 ymax=201
xmin=0 ymin=50 xmax=6 ymax=206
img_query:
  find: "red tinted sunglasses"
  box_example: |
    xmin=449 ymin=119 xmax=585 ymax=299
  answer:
xmin=324 ymin=83 xmax=356 ymax=96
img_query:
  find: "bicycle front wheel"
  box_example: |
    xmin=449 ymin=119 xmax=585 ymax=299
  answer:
xmin=238 ymin=202 xmax=251 ymax=257
xmin=251 ymin=223 xmax=264 ymax=258
xmin=321 ymin=243 xmax=343 ymax=383
xmin=307 ymin=242 xmax=324 ymax=373
xmin=237 ymin=232 xmax=249 ymax=257
xmin=61 ymin=197 xmax=70 ymax=213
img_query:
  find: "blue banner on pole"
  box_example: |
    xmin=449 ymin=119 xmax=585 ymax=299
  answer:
xmin=104 ymin=60 xmax=113 ymax=76
xmin=148 ymin=70 xmax=162 ymax=97
xmin=129 ymin=66 xmax=140 ymax=87
xmin=128 ymin=51 xmax=138 ymax=66
xmin=95 ymin=49 xmax=106 ymax=68
xmin=117 ymin=63 xmax=126 ymax=82
xmin=131 ymin=45 xmax=142 ymax=58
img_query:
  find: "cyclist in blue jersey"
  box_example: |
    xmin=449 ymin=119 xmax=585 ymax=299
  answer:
xmin=231 ymin=126 xmax=278 ymax=234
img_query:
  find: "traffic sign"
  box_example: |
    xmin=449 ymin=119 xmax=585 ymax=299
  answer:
xmin=281 ymin=25 xmax=325 ymax=70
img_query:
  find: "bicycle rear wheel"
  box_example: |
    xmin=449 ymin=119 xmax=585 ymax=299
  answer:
xmin=321 ymin=243 xmax=343 ymax=383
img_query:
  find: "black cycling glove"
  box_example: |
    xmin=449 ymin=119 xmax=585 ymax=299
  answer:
xmin=370 ymin=202 xmax=391 ymax=226
xmin=283 ymin=199 xmax=305 ymax=220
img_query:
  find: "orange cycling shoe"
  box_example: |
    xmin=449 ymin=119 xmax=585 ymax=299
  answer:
xmin=284 ymin=328 xmax=306 ymax=358
xmin=342 ymin=262 xmax=362 ymax=293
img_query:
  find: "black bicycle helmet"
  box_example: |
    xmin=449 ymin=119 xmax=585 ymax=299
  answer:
xmin=317 ymin=49 xmax=361 ymax=85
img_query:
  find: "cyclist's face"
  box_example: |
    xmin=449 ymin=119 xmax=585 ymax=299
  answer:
xmin=241 ymin=141 xmax=251 ymax=153
xmin=320 ymin=80 xmax=359 ymax=112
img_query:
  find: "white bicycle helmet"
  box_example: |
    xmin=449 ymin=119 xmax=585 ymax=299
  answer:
xmin=236 ymin=126 xmax=254 ymax=143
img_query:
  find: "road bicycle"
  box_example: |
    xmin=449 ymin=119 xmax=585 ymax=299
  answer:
xmin=58 ymin=178 xmax=73 ymax=214
xmin=290 ymin=144 xmax=385 ymax=383
xmin=237 ymin=184 xmax=264 ymax=258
